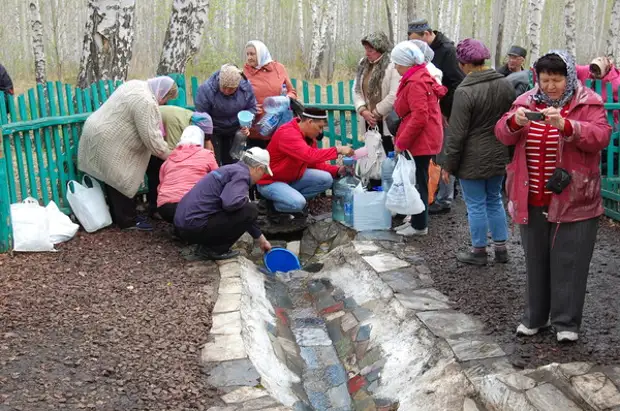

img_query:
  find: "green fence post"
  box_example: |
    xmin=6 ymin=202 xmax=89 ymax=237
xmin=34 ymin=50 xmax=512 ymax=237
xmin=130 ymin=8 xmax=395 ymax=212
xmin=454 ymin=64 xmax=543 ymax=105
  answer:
xmin=0 ymin=91 xmax=13 ymax=252
xmin=29 ymin=88 xmax=50 ymax=204
xmin=17 ymin=95 xmax=37 ymax=197
xmin=337 ymin=81 xmax=350 ymax=147
xmin=326 ymin=85 xmax=336 ymax=148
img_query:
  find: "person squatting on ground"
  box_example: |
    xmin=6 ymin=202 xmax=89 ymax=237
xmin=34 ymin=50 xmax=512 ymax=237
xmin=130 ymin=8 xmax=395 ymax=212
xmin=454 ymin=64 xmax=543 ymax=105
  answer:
xmin=174 ymin=147 xmax=272 ymax=261
xmin=195 ymin=64 xmax=257 ymax=165
xmin=243 ymin=40 xmax=298 ymax=149
xmin=256 ymin=108 xmax=354 ymax=218
xmin=441 ymin=39 xmax=515 ymax=265
xmin=77 ymin=76 xmax=178 ymax=231
xmin=156 ymin=125 xmax=218 ymax=224
xmin=390 ymin=40 xmax=447 ymax=237
xmin=407 ymin=18 xmax=465 ymax=215
xmin=495 ymin=50 xmax=611 ymax=343
xmin=352 ymin=31 xmax=400 ymax=157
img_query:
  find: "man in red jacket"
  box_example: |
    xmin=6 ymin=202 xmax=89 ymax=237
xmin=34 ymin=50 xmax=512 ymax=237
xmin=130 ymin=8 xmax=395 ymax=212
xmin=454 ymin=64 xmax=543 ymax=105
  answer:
xmin=257 ymin=108 xmax=354 ymax=215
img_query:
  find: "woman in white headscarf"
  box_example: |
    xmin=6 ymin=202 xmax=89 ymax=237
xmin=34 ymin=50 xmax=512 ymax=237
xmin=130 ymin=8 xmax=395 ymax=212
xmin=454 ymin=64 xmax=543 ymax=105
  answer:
xmin=390 ymin=41 xmax=447 ymax=237
xmin=77 ymin=76 xmax=178 ymax=231
xmin=156 ymin=125 xmax=218 ymax=224
xmin=243 ymin=40 xmax=298 ymax=148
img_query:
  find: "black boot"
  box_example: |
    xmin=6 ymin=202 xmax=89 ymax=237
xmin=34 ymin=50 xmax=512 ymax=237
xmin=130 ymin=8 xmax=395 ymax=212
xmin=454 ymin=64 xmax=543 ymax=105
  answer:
xmin=456 ymin=250 xmax=488 ymax=265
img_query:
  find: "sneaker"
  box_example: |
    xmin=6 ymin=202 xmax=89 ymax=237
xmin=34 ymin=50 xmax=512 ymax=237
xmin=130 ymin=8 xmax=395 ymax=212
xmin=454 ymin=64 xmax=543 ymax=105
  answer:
xmin=393 ymin=216 xmax=412 ymax=232
xmin=494 ymin=249 xmax=509 ymax=263
xmin=456 ymin=250 xmax=488 ymax=265
xmin=516 ymin=320 xmax=551 ymax=336
xmin=428 ymin=203 xmax=451 ymax=215
xmin=124 ymin=218 xmax=153 ymax=231
xmin=195 ymin=245 xmax=240 ymax=261
xmin=557 ymin=331 xmax=579 ymax=342
xmin=396 ymin=226 xmax=428 ymax=236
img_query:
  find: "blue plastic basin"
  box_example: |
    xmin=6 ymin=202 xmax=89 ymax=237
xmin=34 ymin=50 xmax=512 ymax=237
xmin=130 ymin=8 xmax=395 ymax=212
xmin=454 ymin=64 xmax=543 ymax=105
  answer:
xmin=263 ymin=248 xmax=301 ymax=274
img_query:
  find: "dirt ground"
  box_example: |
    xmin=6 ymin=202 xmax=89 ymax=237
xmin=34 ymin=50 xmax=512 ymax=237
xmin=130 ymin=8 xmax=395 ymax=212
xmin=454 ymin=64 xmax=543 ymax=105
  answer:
xmin=412 ymin=198 xmax=620 ymax=369
xmin=0 ymin=222 xmax=223 ymax=411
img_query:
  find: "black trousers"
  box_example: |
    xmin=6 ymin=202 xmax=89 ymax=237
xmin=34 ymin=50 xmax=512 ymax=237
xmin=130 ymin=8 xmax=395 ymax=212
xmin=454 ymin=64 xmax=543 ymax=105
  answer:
xmin=104 ymin=185 xmax=136 ymax=229
xmin=410 ymin=155 xmax=431 ymax=230
xmin=176 ymin=202 xmax=258 ymax=253
xmin=157 ymin=203 xmax=178 ymax=224
xmin=211 ymin=128 xmax=237 ymax=166
xmin=247 ymin=139 xmax=269 ymax=149
xmin=146 ymin=156 xmax=164 ymax=212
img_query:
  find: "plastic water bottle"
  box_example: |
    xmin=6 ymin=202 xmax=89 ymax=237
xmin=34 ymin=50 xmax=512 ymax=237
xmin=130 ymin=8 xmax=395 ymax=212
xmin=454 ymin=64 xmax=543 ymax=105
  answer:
xmin=263 ymin=96 xmax=290 ymax=114
xmin=229 ymin=130 xmax=248 ymax=159
xmin=281 ymin=83 xmax=288 ymax=96
xmin=381 ymin=151 xmax=396 ymax=193
xmin=332 ymin=158 xmax=360 ymax=224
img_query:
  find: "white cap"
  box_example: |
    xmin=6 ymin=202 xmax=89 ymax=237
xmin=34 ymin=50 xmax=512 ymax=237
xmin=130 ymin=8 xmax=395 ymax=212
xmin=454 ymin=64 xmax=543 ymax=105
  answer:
xmin=243 ymin=147 xmax=273 ymax=176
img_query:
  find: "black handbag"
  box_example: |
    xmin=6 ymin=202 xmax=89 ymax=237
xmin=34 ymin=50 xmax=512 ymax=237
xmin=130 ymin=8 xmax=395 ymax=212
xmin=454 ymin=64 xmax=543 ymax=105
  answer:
xmin=386 ymin=110 xmax=401 ymax=136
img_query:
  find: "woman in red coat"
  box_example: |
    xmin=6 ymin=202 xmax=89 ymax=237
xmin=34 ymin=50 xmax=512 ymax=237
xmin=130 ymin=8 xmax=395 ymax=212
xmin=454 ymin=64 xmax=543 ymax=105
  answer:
xmin=390 ymin=41 xmax=447 ymax=236
xmin=495 ymin=50 xmax=611 ymax=342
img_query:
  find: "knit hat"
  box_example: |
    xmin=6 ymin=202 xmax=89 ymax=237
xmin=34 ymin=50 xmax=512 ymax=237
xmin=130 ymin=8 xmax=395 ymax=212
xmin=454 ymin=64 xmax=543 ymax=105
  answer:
xmin=219 ymin=64 xmax=242 ymax=89
xmin=361 ymin=32 xmax=392 ymax=54
xmin=407 ymin=18 xmax=431 ymax=34
xmin=456 ymin=39 xmax=491 ymax=64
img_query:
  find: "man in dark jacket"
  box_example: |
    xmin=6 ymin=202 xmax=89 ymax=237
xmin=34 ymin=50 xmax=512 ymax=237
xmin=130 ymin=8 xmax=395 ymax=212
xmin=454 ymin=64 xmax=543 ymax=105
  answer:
xmin=174 ymin=147 xmax=272 ymax=260
xmin=497 ymin=46 xmax=527 ymax=77
xmin=0 ymin=64 xmax=14 ymax=112
xmin=408 ymin=18 xmax=465 ymax=214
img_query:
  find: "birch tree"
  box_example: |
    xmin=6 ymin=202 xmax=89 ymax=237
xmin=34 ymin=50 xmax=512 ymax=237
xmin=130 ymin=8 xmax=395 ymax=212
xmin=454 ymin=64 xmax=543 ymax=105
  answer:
xmin=297 ymin=0 xmax=305 ymax=55
xmin=385 ymin=0 xmax=394 ymax=43
xmin=77 ymin=0 xmax=137 ymax=89
xmin=407 ymin=0 xmax=416 ymax=22
xmin=157 ymin=0 xmax=209 ymax=75
xmin=527 ymin=0 xmax=545 ymax=64
xmin=308 ymin=0 xmax=334 ymax=79
xmin=29 ymin=1 xmax=47 ymax=84
xmin=472 ymin=0 xmax=479 ymax=37
xmin=607 ymin=0 xmax=620 ymax=60
xmin=491 ymin=0 xmax=508 ymax=68
xmin=453 ymin=0 xmax=463 ymax=42
xmin=563 ymin=0 xmax=576 ymax=58
xmin=392 ymin=0 xmax=399 ymax=43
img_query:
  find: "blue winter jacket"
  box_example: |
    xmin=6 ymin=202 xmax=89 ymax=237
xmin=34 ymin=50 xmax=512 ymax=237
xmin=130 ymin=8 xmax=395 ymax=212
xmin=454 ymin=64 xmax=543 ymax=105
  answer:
xmin=195 ymin=70 xmax=257 ymax=134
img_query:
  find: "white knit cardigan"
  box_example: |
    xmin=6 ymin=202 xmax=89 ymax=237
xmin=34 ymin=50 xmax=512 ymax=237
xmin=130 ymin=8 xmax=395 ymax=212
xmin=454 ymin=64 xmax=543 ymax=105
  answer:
xmin=78 ymin=80 xmax=170 ymax=198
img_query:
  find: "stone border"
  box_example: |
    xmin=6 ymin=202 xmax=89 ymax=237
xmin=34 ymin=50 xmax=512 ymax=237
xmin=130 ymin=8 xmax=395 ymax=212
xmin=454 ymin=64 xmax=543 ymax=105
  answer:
xmin=201 ymin=227 xmax=620 ymax=411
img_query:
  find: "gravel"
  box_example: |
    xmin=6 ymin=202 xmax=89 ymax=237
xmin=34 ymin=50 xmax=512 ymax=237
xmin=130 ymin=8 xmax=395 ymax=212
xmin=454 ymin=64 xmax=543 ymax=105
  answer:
xmin=0 ymin=221 xmax=223 ymax=410
xmin=410 ymin=198 xmax=620 ymax=369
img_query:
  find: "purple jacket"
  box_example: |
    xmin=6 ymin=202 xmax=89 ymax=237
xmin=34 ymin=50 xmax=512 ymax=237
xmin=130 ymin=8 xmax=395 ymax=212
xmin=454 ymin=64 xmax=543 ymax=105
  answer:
xmin=174 ymin=162 xmax=261 ymax=238
xmin=195 ymin=70 xmax=257 ymax=133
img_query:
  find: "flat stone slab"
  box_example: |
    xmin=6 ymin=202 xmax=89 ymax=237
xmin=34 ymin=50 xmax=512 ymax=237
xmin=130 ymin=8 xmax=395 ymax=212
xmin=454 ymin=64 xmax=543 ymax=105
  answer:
xmin=446 ymin=337 xmax=506 ymax=362
xmin=206 ymin=358 xmax=261 ymax=387
xmin=293 ymin=327 xmax=331 ymax=347
xmin=496 ymin=373 xmax=537 ymax=391
xmin=201 ymin=334 xmax=247 ymax=362
xmin=221 ymin=386 xmax=268 ymax=404
xmin=211 ymin=311 xmax=242 ymax=335
xmin=352 ymin=241 xmax=381 ymax=254
xmin=362 ymin=253 xmax=410 ymax=273
xmin=476 ymin=375 xmax=538 ymax=411
xmin=287 ymin=241 xmax=301 ymax=256
xmin=572 ymin=372 xmax=620 ymax=410
xmin=380 ymin=269 xmax=433 ymax=293
xmin=355 ymin=230 xmax=403 ymax=242
xmin=395 ymin=288 xmax=451 ymax=311
xmin=525 ymin=383 xmax=582 ymax=411
xmin=417 ymin=310 xmax=486 ymax=339
xmin=219 ymin=277 xmax=243 ymax=294
xmin=220 ymin=262 xmax=242 ymax=278
xmin=213 ymin=293 xmax=242 ymax=314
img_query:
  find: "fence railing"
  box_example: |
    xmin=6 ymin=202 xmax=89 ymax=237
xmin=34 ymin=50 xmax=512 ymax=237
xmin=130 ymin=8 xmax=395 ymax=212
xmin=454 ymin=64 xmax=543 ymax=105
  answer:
xmin=0 ymin=76 xmax=619 ymax=252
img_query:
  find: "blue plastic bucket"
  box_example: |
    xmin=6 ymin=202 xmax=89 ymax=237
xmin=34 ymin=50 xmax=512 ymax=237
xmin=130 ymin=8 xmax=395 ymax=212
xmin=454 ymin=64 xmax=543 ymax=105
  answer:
xmin=263 ymin=248 xmax=301 ymax=274
xmin=237 ymin=110 xmax=255 ymax=127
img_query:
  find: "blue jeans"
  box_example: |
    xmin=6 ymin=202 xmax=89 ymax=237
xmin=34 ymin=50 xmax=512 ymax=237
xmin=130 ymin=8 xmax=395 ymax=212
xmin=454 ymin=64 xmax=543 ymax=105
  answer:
xmin=459 ymin=176 xmax=508 ymax=248
xmin=257 ymin=169 xmax=333 ymax=213
xmin=435 ymin=174 xmax=455 ymax=207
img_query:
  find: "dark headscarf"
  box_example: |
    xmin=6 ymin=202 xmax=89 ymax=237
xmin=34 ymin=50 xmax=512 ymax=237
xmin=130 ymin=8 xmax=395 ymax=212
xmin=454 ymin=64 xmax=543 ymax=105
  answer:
xmin=532 ymin=50 xmax=579 ymax=108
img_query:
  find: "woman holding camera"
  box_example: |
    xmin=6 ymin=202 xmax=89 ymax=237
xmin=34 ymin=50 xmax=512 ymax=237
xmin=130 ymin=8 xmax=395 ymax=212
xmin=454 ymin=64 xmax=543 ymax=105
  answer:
xmin=495 ymin=50 xmax=611 ymax=342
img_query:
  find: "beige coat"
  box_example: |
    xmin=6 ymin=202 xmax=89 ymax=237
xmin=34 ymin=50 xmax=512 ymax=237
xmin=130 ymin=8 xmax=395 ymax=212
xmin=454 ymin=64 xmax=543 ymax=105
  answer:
xmin=352 ymin=61 xmax=401 ymax=138
xmin=78 ymin=80 xmax=170 ymax=198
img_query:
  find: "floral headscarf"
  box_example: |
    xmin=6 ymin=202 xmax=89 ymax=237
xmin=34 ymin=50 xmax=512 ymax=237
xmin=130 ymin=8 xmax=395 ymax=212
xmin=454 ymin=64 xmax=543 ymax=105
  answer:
xmin=147 ymin=76 xmax=175 ymax=101
xmin=533 ymin=50 xmax=579 ymax=108
xmin=219 ymin=64 xmax=243 ymax=89
xmin=246 ymin=40 xmax=274 ymax=69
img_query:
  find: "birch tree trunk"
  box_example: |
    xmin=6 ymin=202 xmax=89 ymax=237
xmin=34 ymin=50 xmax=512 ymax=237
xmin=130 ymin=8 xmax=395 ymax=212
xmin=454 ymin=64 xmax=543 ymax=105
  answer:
xmin=453 ymin=0 xmax=463 ymax=42
xmin=157 ymin=0 xmax=209 ymax=75
xmin=563 ymin=0 xmax=576 ymax=58
xmin=445 ymin=0 xmax=455 ymax=38
xmin=77 ymin=0 xmax=137 ymax=89
xmin=527 ymin=0 xmax=545 ymax=64
xmin=407 ymin=0 xmax=416 ymax=22
xmin=472 ymin=0 xmax=479 ymax=37
xmin=308 ymin=0 xmax=331 ymax=79
xmin=362 ymin=0 xmax=369 ymax=31
xmin=297 ymin=0 xmax=305 ymax=55
xmin=491 ymin=0 xmax=508 ymax=68
xmin=607 ymin=0 xmax=620 ymax=59
xmin=385 ymin=0 xmax=394 ymax=44
xmin=29 ymin=1 xmax=47 ymax=84
xmin=392 ymin=0 xmax=399 ymax=43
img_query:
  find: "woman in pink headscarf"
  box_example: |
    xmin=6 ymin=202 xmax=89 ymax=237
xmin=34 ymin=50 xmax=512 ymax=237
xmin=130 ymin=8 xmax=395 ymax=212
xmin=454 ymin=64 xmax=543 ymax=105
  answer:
xmin=78 ymin=76 xmax=178 ymax=231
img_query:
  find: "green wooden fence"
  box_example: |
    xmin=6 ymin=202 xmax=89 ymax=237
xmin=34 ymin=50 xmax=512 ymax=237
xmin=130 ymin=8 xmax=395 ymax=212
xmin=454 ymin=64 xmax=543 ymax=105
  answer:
xmin=1 ymin=76 xmax=619 ymax=252
xmin=0 ymin=76 xmax=360 ymax=252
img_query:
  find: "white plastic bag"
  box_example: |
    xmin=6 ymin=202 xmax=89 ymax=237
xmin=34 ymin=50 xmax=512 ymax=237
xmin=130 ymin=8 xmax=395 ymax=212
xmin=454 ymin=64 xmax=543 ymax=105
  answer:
xmin=355 ymin=127 xmax=386 ymax=183
xmin=353 ymin=189 xmax=392 ymax=231
xmin=46 ymin=201 xmax=79 ymax=244
xmin=385 ymin=154 xmax=425 ymax=215
xmin=66 ymin=175 xmax=113 ymax=233
xmin=10 ymin=197 xmax=55 ymax=252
